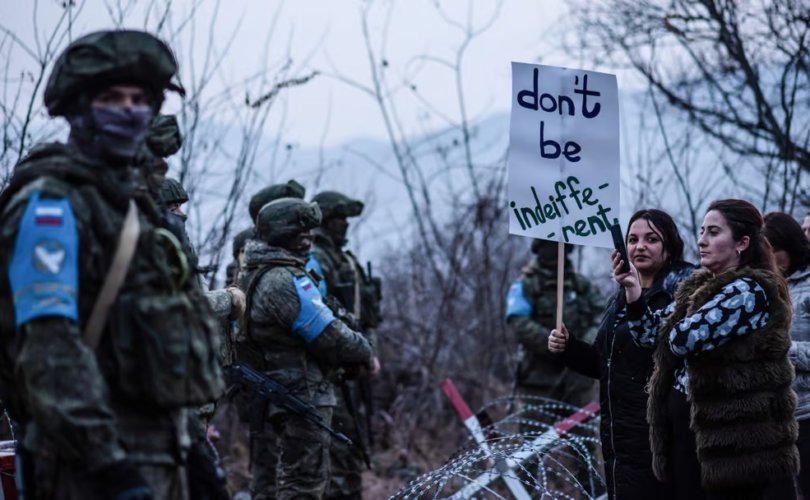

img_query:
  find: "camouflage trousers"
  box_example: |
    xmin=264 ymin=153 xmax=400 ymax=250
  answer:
xmin=325 ymin=386 xmax=366 ymax=500
xmin=251 ymin=407 xmax=333 ymax=500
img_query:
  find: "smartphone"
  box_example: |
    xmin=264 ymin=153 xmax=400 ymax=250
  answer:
xmin=610 ymin=223 xmax=630 ymax=273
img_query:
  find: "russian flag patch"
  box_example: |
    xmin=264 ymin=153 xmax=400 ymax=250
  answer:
xmin=34 ymin=205 xmax=64 ymax=226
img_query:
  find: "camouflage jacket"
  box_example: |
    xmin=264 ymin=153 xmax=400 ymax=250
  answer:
xmin=505 ymin=256 xmax=603 ymax=387
xmin=307 ymin=233 xmax=382 ymax=352
xmin=0 ymin=143 xmax=222 ymax=470
xmin=239 ymin=240 xmax=372 ymax=408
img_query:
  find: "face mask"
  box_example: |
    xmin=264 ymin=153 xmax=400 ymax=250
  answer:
xmin=93 ymin=105 xmax=154 ymax=158
xmin=69 ymin=106 xmax=154 ymax=161
xmin=165 ymin=210 xmax=188 ymax=225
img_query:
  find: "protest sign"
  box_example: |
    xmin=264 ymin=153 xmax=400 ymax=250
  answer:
xmin=508 ymin=63 xmax=620 ymax=248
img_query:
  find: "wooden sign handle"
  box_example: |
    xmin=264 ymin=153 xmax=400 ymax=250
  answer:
xmin=556 ymin=241 xmax=564 ymax=332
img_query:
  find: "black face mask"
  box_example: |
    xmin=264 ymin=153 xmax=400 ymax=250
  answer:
xmin=281 ymin=231 xmax=313 ymax=259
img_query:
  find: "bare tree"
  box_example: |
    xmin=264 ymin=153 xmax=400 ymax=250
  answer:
xmin=1 ymin=1 xmax=318 ymax=289
xmin=324 ymin=0 xmax=536 ymax=481
xmin=567 ymin=0 xmax=810 ymax=214
xmin=0 ymin=1 xmax=87 ymax=188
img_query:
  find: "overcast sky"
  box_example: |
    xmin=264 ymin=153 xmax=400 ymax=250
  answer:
xmin=0 ymin=0 xmax=635 ymax=148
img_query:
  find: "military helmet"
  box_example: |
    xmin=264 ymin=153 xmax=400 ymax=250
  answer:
xmin=44 ymin=30 xmax=179 ymax=117
xmin=249 ymin=180 xmax=306 ymax=222
xmin=232 ymin=227 xmax=255 ymax=260
xmin=147 ymin=114 xmax=183 ymax=158
xmin=256 ymin=197 xmax=322 ymax=244
xmin=311 ymin=191 xmax=364 ymax=220
xmin=160 ymin=177 xmax=189 ymax=206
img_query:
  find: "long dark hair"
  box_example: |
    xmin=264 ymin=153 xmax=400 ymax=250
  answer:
xmin=627 ymin=208 xmax=686 ymax=277
xmin=763 ymin=211 xmax=810 ymax=276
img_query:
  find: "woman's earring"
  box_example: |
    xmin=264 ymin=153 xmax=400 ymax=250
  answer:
xmin=736 ymin=249 xmax=741 ymax=256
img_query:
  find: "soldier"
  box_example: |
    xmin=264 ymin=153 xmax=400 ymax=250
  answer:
xmin=306 ymin=190 xmax=383 ymax=500
xmin=239 ymin=197 xmax=373 ymax=500
xmin=159 ymin=177 xmax=245 ymax=324
xmin=158 ymin=176 xmax=243 ymax=500
xmin=505 ymin=239 xmax=602 ymax=411
xmin=229 ymin=181 xmax=308 ymax=499
xmin=0 ymin=30 xmax=223 ymax=499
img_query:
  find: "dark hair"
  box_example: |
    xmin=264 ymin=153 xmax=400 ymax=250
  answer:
xmin=763 ymin=212 xmax=810 ymax=275
xmin=627 ymin=209 xmax=685 ymax=270
xmin=706 ymin=199 xmax=775 ymax=273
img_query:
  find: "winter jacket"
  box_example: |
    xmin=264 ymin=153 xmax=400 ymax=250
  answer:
xmin=561 ymin=262 xmax=692 ymax=500
xmin=647 ymin=268 xmax=798 ymax=490
xmin=787 ymin=266 xmax=810 ymax=420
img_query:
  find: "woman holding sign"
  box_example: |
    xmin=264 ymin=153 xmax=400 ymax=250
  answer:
xmin=548 ymin=209 xmax=692 ymax=500
xmin=621 ymin=200 xmax=798 ymax=499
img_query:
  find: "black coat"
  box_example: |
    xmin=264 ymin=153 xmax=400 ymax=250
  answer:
xmin=561 ymin=263 xmax=693 ymax=500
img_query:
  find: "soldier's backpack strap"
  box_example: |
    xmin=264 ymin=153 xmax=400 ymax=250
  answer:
xmin=83 ymin=200 xmax=141 ymax=350
xmin=242 ymin=266 xmax=275 ymax=347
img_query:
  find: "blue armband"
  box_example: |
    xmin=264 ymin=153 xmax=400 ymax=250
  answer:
xmin=305 ymin=252 xmax=329 ymax=296
xmin=505 ymin=280 xmax=532 ymax=319
xmin=292 ymin=275 xmax=335 ymax=342
xmin=8 ymin=192 xmax=79 ymax=326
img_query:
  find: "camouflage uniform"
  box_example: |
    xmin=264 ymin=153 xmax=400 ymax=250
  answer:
xmin=231 ymin=183 xmax=307 ymax=499
xmin=157 ymin=176 xmax=237 ymax=500
xmin=0 ymin=30 xmax=222 ymax=500
xmin=240 ymin=198 xmax=372 ymax=500
xmin=505 ymin=241 xmax=602 ymax=409
xmin=306 ymin=191 xmax=382 ymax=500
xmin=146 ymin=113 xmax=244 ymax=500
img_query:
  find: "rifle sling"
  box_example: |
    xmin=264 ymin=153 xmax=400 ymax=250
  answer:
xmin=83 ymin=199 xmax=140 ymax=350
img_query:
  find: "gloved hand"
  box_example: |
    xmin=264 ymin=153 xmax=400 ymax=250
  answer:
xmin=83 ymin=461 xmax=153 ymax=500
xmin=187 ymin=440 xmax=230 ymax=500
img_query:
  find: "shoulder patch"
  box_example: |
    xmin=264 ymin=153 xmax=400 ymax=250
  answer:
xmin=292 ymin=275 xmax=335 ymax=342
xmin=9 ymin=192 xmax=79 ymax=326
xmin=505 ymin=280 xmax=532 ymax=319
xmin=305 ymin=252 xmax=329 ymax=296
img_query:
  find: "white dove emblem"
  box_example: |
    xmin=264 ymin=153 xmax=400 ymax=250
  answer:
xmin=34 ymin=242 xmax=66 ymax=274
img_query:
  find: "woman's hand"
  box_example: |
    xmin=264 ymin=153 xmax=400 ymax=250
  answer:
xmin=548 ymin=323 xmax=569 ymax=353
xmin=612 ymin=250 xmax=642 ymax=304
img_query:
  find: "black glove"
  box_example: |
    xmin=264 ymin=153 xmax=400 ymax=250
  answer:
xmin=83 ymin=461 xmax=153 ymax=500
xmin=186 ymin=441 xmax=230 ymax=500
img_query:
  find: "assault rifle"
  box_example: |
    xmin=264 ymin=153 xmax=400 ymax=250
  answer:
xmin=224 ymin=363 xmax=353 ymax=446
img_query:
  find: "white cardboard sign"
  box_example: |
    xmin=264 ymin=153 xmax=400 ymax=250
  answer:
xmin=508 ymin=63 xmax=620 ymax=248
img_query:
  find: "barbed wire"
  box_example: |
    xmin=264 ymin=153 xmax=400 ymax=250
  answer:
xmin=392 ymin=396 xmax=605 ymax=499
